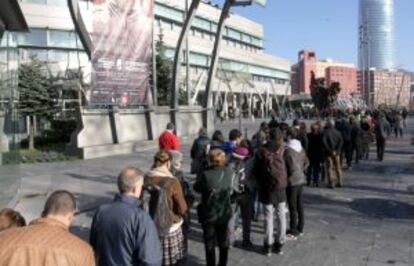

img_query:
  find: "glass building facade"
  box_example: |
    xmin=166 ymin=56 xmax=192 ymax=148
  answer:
xmin=154 ymin=2 xmax=289 ymax=83
xmin=359 ymin=0 xmax=395 ymax=70
xmin=15 ymin=0 xmax=289 ymax=87
xmin=0 ymin=0 xmax=26 ymax=208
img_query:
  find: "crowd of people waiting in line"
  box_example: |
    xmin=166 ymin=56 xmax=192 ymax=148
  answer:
xmin=0 ymin=108 xmax=407 ymax=266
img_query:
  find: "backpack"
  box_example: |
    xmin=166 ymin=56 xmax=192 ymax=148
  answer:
xmin=141 ymin=179 xmax=173 ymax=237
xmin=262 ymin=147 xmax=287 ymax=190
xmin=197 ymin=170 xmax=232 ymax=224
xmin=190 ymin=138 xmax=210 ymax=174
xmin=231 ymin=161 xmax=246 ymax=196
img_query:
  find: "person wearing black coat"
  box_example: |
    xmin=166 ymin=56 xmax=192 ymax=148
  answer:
xmin=254 ymin=128 xmax=287 ymax=256
xmin=307 ymin=123 xmax=324 ymax=186
xmin=336 ymin=117 xmax=353 ymax=169
xmin=194 ymin=148 xmax=233 ymax=266
xmin=323 ymin=121 xmax=344 ymax=188
xmin=190 ymin=128 xmax=211 ymax=175
xmin=360 ymin=119 xmax=373 ymax=160
xmin=375 ymin=115 xmax=387 ymax=161
xmin=350 ymin=117 xmax=363 ymax=164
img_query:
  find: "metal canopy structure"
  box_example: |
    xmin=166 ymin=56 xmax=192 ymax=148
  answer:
xmin=0 ymin=0 xmax=29 ymax=33
xmin=67 ymin=0 xmax=92 ymax=60
xmin=202 ymin=0 xmax=266 ymax=128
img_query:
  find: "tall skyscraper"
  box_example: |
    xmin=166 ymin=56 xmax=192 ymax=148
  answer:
xmin=359 ymin=0 xmax=395 ymax=70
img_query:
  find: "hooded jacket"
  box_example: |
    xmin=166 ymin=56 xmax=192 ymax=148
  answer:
xmin=285 ymin=139 xmax=309 ymax=186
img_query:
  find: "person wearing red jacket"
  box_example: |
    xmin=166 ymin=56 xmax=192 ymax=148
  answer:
xmin=159 ymin=123 xmax=180 ymax=152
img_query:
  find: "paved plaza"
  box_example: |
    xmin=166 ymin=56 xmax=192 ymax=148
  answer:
xmin=4 ymin=119 xmax=414 ymax=266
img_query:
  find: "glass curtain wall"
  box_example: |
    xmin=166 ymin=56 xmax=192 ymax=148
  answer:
xmin=0 ymin=31 xmax=21 ymax=208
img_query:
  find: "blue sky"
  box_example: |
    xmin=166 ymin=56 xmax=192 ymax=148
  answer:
xmin=225 ymin=0 xmax=414 ymax=71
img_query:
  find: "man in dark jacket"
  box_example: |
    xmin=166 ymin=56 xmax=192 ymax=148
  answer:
xmin=336 ymin=117 xmax=353 ymax=169
xmin=323 ymin=121 xmax=344 ymax=188
xmin=90 ymin=167 xmax=162 ymax=266
xmin=307 ymin=123 xmax=324 ymax=186
xmin=190 ymin=128 xmax=211 ymax=175
xmin=402 ymin=108 xmax=408 ymax=128
xmin=254 ymin=128 xmax=287 ymax=256
xmin=268 ymin=114 xmax=279 ymax=130
xmin=375 ymin=115 xmax=387 ymax=161
xmin=251 ymin=122 xmax=269 ymax=152
xmin=350 ymin=117 xmax=363 ymax=164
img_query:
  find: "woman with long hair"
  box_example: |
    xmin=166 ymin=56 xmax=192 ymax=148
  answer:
xmin=146 ymin=150 xmax=188 ymax=266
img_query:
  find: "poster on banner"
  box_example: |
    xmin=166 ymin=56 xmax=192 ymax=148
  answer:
xmin=90 ymin=0 xmax=153 ymax=106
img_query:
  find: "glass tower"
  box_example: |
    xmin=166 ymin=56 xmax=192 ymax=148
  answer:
xmin=359 ymin=0 xmax=395 ymax=70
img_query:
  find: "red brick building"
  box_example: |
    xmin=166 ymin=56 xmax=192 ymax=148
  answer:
xmin=291 ymin=50 xmax=359 ymax=97
xmin=325 ymin=66 xmax=358 ymax=97
xmin=291 ymin=50 xmax=316 ymax=95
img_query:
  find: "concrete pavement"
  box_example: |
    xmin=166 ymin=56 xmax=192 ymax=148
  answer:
xmin=6 ymin=118 xmax=414 ymax=265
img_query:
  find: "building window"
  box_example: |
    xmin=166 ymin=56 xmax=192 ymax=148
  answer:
xmin=20 ymin=48 xmax=47 ymax=62
xmin=17 ymin=28 xmax=47 ymax=47
xmin=48 ymin=30 xmax=77 ymax=49
xmin=22 ymin=0 xmax=67 ymax=6
xmin=155 ymin=3 xmax=184 ymax=23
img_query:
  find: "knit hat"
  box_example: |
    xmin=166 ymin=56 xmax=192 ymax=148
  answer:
xmin=232 ymin=147 xmax=249 ymax=160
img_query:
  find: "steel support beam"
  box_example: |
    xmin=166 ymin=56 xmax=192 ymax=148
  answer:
xmin=203 ymin=0 xmax=235 ymax=129
xmin=68 ymin=0 xmax=92 ymax=59
xmin=171 ymin=0 xmax=201 ymax=127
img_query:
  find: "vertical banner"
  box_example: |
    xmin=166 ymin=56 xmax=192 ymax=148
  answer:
xmin=91 ymin=0 xmax=154 ymax=106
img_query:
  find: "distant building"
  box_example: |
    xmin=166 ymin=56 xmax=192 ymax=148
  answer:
xmin=363 ymin=69 xmax=411 ymax=108
xmin=291 ymin=50 xmax=316 ymax=95
xmin=326 ymin=66 xmax=359 ymax=97
xmin=411 ymin=82 xmax=414 ymax=110
xmin=10 ymin=0 xmax=291 ymax=104
xmin=359 ymin=0 xmax=395 ymax=70
xmin=291 ymin=50 xmax=358 ymax=97
xmin=315 ymin=59 xmax=355 ymax=78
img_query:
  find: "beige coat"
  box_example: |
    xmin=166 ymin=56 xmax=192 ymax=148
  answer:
xmin=0 ymin=217 xmax=94 ymax=266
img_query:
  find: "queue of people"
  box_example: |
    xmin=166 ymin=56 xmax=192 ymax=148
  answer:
xmin=0 ymin=111 xmax=402 ymax=265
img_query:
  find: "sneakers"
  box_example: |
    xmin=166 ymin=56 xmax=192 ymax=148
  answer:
xmin=263 ymin=243 xmax=284 ymax=256
xmin=286 ymin=234 xmax=298 ymax=241
xmin=273 ymin=242 xmax=284 ymax=255
xmin=263 ymin=245 xmax=272 ymax=257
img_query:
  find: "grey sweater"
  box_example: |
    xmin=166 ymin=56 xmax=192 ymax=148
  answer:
xmin=284 ymin=139 xmax=309 ymax=186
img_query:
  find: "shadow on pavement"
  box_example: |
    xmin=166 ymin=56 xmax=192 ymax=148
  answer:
xmin=185 ymin=254 xmax=205 ymax=266
xmin=344 ymin=184 xmax=413 ymax=196
xmin=74 ymin=193 xmax=114 ymax=214
xmin=65 ymin=173 xmax=117 ymax=185
xmin=350 ymin=198 xmax=414 ymax=219
xmin=304 ymin=193 xmax=348 ymax=206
